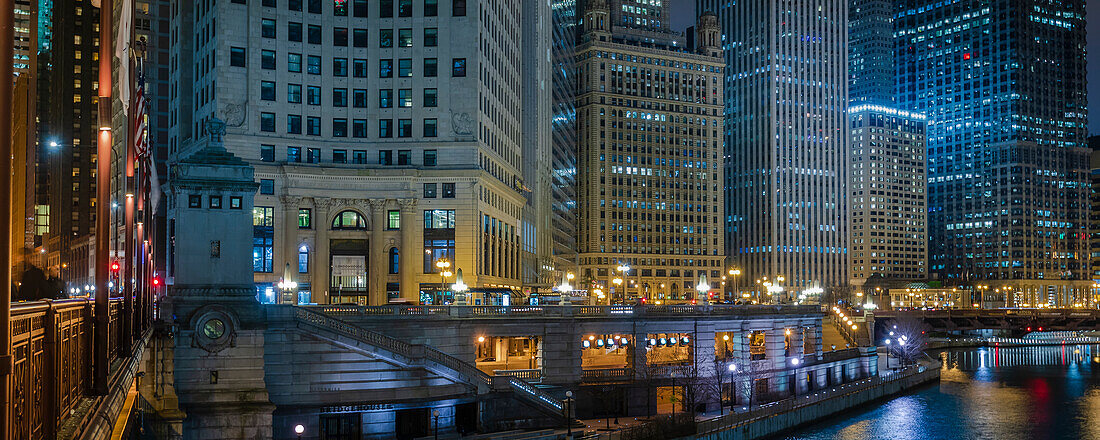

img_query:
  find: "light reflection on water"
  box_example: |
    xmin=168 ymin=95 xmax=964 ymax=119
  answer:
xmin=786 ymin=345 xmax=1100 ymax=440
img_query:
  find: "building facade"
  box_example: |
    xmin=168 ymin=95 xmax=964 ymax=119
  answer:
xmin=896 ymin=0 xmax=1091 ymax=302
xmin=848 ymin=105 xmax=927 ymax=289
xmin=1089 ymin=135 xmax=1100 ymax=280
xmin=847 ymin=0 xmax=892 ymax=107
xmin=549 ymin=0 xmax=579 ymax=281
xmin=167 ymin=0 xmax=549 ymax=305
xmin=703 ymin=0 xmax=850 ymax=299
xmin=575 ymin=1 xmax=725 ymax=304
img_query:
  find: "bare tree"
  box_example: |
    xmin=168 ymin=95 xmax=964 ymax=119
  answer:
xmin=884 ymin=315 xmax=929 ymax=366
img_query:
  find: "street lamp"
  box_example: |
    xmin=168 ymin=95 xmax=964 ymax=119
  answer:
xmin=725 ymin=363 xmax=737 ymax=414
xmin=727 ymin=268 xmax=741 ymax=301
xmin=294 ymin=424 xmax=305 ymax=440
xmin=277 ymin=263 xmax=298 ymax=305
xmin=616 ymin=264 xmax=631 ymax=301
xmin=435 ymin=258 xmax=452 ymax=304
xmin=432 ymin=409 xmax=441 ymax=440
xmin=612 ymin=277 xmax=623 ymax=304
xmin=564 ymin=390 xmax=574 ymax=437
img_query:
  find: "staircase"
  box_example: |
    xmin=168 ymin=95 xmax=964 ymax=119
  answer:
xmin=293 ymin=307 xmax=567 ymax=418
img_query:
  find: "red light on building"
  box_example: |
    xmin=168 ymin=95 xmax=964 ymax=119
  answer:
xmin=963 ymin=52 xmax=971 ymax=60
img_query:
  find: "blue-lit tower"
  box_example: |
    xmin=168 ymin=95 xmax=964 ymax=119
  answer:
xmin=895 ymin=0 xmax=1090 ymax=305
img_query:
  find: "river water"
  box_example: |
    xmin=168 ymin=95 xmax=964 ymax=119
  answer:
xmin=786 ymin=345 xmax=1100 ymax=440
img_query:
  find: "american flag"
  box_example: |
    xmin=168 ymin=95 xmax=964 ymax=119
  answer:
xmin=133 ymin=71 xmax=149 ymax=159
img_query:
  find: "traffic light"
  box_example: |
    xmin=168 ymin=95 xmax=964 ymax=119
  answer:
xmin=110 ymin=261 xmax=120 ymax=272
xmin=151 ymin=277 xmax=161 ymax=287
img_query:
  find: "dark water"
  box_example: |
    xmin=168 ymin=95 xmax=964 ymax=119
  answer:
xmin=787 ymin=345 xmax=1100 ymax=440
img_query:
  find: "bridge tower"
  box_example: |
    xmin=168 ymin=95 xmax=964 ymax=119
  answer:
xmin=161 ymin=118 xmax=273 ymax=438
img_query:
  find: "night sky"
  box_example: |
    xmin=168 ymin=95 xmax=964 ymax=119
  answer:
xmin=671 ymin=1 xmax=1100 ymax=135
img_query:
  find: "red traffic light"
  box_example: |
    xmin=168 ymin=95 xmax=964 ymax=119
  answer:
xmin=151 ymin=277 xmax=160 ymax=286
xmin=110 ymin=261 xmax=120 ymax=272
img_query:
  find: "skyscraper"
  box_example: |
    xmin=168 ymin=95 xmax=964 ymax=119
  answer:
xmin=167 ymin=0 xmax=550 ymax=305
xmin=848 ymin=0 xmax=893 ymax=106
xmin=896 ymin=0 xmax=1090 ymax=305
xmin=703 ymin=0 xmax=850 ymax=299
xmin=576 ymin=1 xmax=725 ymax=304
xmin=549 ymin=0 xmax=580 ymax=279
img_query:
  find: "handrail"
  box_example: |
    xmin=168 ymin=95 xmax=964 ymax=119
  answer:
xmin=312 ymin=304 xmax=822 ymax=320
xmin=293 ymin=307 xmax=567 ymax=415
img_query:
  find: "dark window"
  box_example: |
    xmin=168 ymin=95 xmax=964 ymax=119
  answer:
xmin=353 ymin=59 xmax=368 ymax=77
xmin=398 ymin=119 xmax=412 ymax=137
xmin=288 ymin=114 xmax=303 ymax=134
xmin=424 ymin=0 xmax=437 ymax=16
xmin=288 ymin=22 xmax=302 ymax=42
xmin=261 ymin=144 xmax=275 ymax=162
xmin=188 ymin=194 xmax=201 ymax=208
xmin=308 ymin=25 xmax=322 ymax=44
xmin=261 ymin=19 xmax=276 ymax=38
xmin=424 ymin=58 xmax=437 ymax=77
xmin=442 ymin=183 xmax=455 ymax=198
xmin=398 ymin=59 xmax=412 ymax=77
xmin=333 ymin=149 xmax=348 ymax=163
xmin=307 ymin=148 xmax=321 ymax=163
xmin=263 ymin=0 xmax=275 ymax=6
xmin=423 ymin=149 xmax=437 ymax=166
xmin=333 ymin=88 xmax=348 ymax=107
xmin=453 ymin=0 xmax=465 ymax=16
xmin=398 ymin=149 xmax=411 ymax=165
xmin=261 ymin=50 xmax=276 ymax=69
xmin=379 ymin=89 xmax=393 ymax=108
xmin=333 ymin=58 xmax=348 ymax=76
xmin=288 ymin=0 xmax=302 ymax=10
xmin=353 ymin=119 xmax=368 ymax=137
xmin=353 ymin=0 xmax=368 ymax=16
xmin=379 ymin=29 xmax=393 ymax=48
xmin=261 ymin=113 xmax=276 ymax=132
xmin=288 ymin=146 xmax=302 ymax=162
xmin=307 ymin=117 xmax=321 ymax=136
xmin=423 ymin=183 xmax=437 ymax=198
xmin=379 ymin=120 xmax=393 ymax=138
xmin=288 ymin=84 xmax=302 ymax=103
xmin=308 ymin=0 xmax=321 ymax=13
xmin=334 ymin=27 xmax=348 ymax=46
xmin=353 ymin=29 xmax=369 ymax=47
xmin=379 ymin=0 xmax=393 ymax=17
xmin=332 ymin=210 xmax=367 ymax=229
xmin=379 ymin=59 xmax=393 ymax=77
xmin=452 ymin=58 xmax=466 ymax=76
xmin=424 ymin=28 xmax=437 ymax=46
xmin=259 ymin=179 xmax=276 ymax=194
xmin=260 ymin=81 xmax=276 ymax=101
xmin=333 ymin=118 xmax=348 ymax=137
xmin=398 ymin=29 xmax=412 ymax=47
xmin=423 ymin=118 xmax=437 ymax=137
xmin=379 ymin=150 xmax=393 ymax=165
xmin=288 ymin=53 xmax=302 ymax=72
xmin=424 ymin=88 xmax=438 ymax=107
xmin=334 ymin=0 xmax=348 ymax=15
xmin=307 ymin=55 xmax=321 ymax=74
xmin=232 ymin=0 xmax=246 ymax=4
xmin=389 ymin=248 xmax=399 ymax=273
xmin=230 ymin=47 xmax=246 ymax=67
xmin=353 ymin=89 xmax=368 ymax=107
xmin=307 ymin=86 xmax=321 ymax=105
xmin=398 ymin=0 xmax=411 ymax=16
xmin=353 ymin=150 xmax=368 ymax=164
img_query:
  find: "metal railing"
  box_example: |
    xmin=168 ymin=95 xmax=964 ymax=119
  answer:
xmin=9 ymin=298 xmax=134 ymax=439
xmin=293 ymin=307 xmax=566 ymax=415
xmin=580 ymin=367 xmax=632 ymax=383
xmin=313 ymin=304 xmax=822 ymax=320
xmin=493 ymin=369 xmax=543 ymax=383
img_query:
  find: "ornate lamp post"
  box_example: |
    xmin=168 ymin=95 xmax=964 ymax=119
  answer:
xmin=277 ymin=263 xmax=298 ymax=304
xmin=435 ymin=258 xmax=452 ymax=304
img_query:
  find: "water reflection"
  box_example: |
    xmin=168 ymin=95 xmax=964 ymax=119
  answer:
xmin=787 ymin=345 xmax=1100 ymax=440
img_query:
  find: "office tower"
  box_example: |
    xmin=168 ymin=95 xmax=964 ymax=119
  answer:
xmin=549 ymin=0 xmax=579 ymax=281
xmin=703 ymin=0 xmax=850 ymax=298
xmin=521 ymin=0 xmax=554 ymax=289
xmin=10 ymin=0 xmax=38 ymax=277
xmin=896 ymin=1 xmax=1090 ymax=304
xmin=848 ymin=0 xmax=893 ymax=106
xmin=576 ymin=1 xmax=725 ymax=303
xmin=848 ymin=106 xmax=927 ymax=290
xmin=43 ymin=0 xmax=102 ymax=291
xmin=1088 ymin=135 xmax=1100 ymax=280
xmin=167 ymin=0 xmax=549 ymax=305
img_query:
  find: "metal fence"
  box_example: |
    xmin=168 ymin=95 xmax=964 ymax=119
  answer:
xmin=314 ymin=304 xmax=823 ymax=320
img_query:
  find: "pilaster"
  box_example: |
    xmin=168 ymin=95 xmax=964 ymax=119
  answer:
xmin=398 ymin=199 xmax=419 ymax=302
xmin=314 ymin=198 xmax=333 ymax=304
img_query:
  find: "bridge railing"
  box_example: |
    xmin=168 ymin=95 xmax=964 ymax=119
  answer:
xmin=9 ymin=297 xmax=139 ymax=439
xmin=314 ymin=304 xmax=823 ymax=319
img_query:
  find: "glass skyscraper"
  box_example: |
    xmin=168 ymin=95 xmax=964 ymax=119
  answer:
xmin=895 ymin=0 xmax=1090 ymax=303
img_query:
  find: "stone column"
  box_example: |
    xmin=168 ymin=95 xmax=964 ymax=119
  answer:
xmin=398 ymin=199 xmax=419 ymax=302
xmin=280 ymin=197 xmax=302 ymax=304
xmin=314 ymin=198 xmax=333 ymax=304
xmin=369 ymin=199 xmax=389 ymax=305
